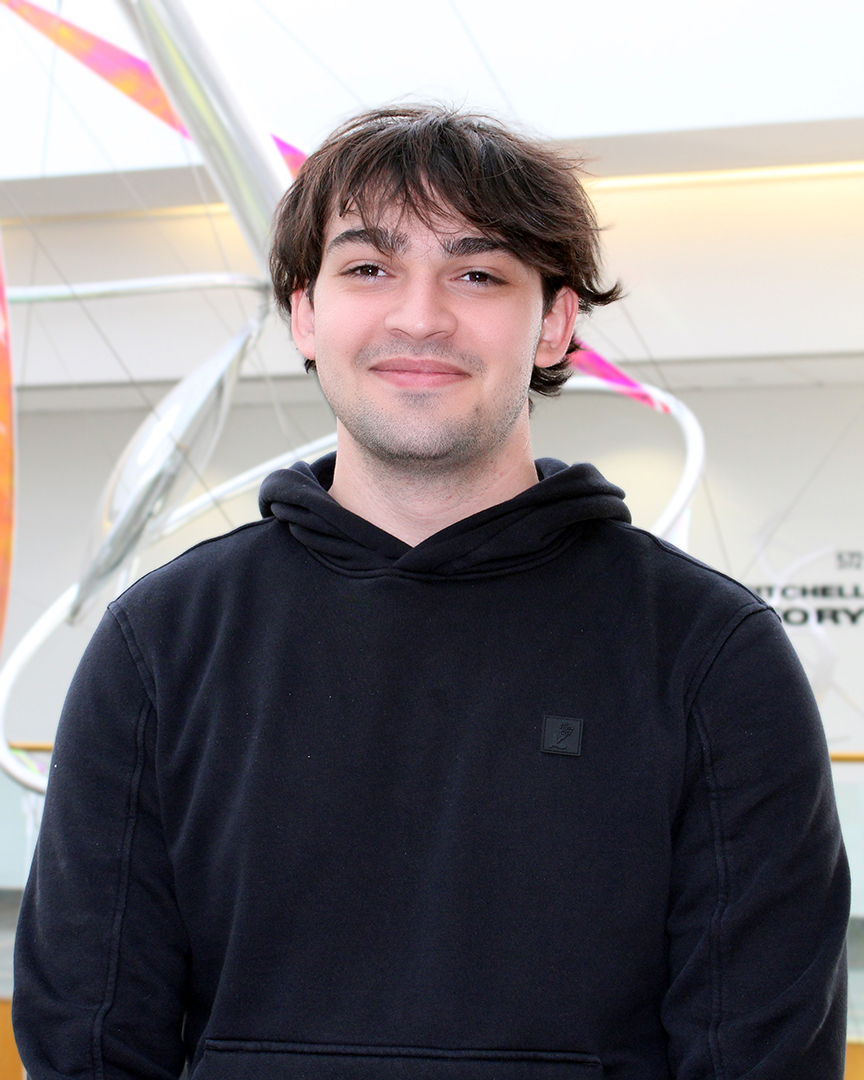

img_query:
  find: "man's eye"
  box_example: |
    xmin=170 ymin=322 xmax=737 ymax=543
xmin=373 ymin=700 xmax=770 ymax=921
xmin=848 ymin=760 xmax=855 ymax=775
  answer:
xmin=461 ymin=270 xmax=501 ymax=285
xmin=346 ymin=263 xmax=384 ymax=278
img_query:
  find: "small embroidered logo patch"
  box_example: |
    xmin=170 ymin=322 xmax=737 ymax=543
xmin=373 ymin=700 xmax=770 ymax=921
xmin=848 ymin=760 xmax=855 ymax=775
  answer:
xmin=541 ymin=715 xmax=584 ymax=756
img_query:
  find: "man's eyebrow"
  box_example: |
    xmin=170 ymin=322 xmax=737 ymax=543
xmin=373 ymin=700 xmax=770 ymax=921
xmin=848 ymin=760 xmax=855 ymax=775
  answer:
xmin=441 ymin=236 xmax=509 ymax=258
xmin=326 ymin=227 xmax=406 ymax=255
xmin=326 ymin=229 xmax=510 ymax=260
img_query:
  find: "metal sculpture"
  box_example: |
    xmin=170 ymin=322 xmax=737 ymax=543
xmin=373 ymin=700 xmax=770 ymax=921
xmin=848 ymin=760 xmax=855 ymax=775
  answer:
xmin=0 ymin=0 xmax=706 ymax=794
xmin=0 ymin=0 xmax=307 ymax=179
xmin=71 ymin=311 xmax=266 ymax=620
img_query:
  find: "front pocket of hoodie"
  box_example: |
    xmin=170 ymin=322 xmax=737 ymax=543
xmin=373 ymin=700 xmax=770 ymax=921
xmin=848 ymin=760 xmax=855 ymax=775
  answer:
xmin=196 ymin=1041 xmax=604 ymax=1079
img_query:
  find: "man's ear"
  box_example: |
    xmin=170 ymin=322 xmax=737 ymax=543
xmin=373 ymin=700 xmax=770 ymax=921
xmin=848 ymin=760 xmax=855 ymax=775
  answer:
xmin=535 ymin=287 xmax=579 ymax=369
xmin=291 ymin=287 xmax=315 ymax=359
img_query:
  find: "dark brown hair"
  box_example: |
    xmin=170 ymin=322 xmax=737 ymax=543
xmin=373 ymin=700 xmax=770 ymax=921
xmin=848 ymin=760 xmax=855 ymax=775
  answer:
xmin=270 ymin=104 xmax=621 ymax=396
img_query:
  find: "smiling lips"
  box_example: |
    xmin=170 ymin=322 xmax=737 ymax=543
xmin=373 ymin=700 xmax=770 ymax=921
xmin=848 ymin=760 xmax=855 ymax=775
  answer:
xmin=369 ymin=357 xmax=469 ymax=389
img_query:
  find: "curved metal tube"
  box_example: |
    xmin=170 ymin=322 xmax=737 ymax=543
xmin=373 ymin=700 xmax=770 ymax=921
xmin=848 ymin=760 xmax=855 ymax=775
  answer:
xmin=117 ymin=0 xmax=291 ymax=272
xmin=648 ymin=392 xmax=705 ymax=542
xmin=561 ymin=376 xmax=705 ymax=545
xmin=164 ymin=379 xmax=704 ymax=543
xmin=70 ymin=307 xmax=267 ymax=622
xmin=0 ymin=584 xmax=78 ymax=794
xmin=7 ymin=273 xmax=270 ymax=305
xmin=161 ymin=431 xmax=339 ymax=537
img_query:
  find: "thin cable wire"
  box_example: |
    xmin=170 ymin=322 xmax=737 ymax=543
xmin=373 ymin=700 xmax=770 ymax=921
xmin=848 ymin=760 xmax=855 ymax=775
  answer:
xmin=617 ymin=299 xmax=671 ymax=392
xmin=245 ymin=347 xmax=310 ymax=447
xmin=3 ymin=183 xmax=238 ymax=534
xmin=18 ymin=0 xmax=63 ymax=386
xmin=447 ymin=1 xmax=516 ymax=114
xmin=25 ymin=304 xmax=78 ymax=384
xmin=741 ymin=387 xmax=864 ymax=580
xmin=4 ymin=13 xmax=250 ymax=342
xmin=39 ymin=0 xmax=62 ymax=174
xmin=175 ymin=139 xmax=303 ymax=449
xmin=250 ymin=0 xmax=365 ymax=106
xmin=833 ymin=682 xmax=864 ymax=721
xmin=173 ymin=83 xmax=306 ymax=454
xmin=579 ymin=323 xmax=633 ymax=363
xmin=611 ymin=301 xmax=735 ymax=572
xmin=19 ymin=230 xmax=40 ymax=388
xmin=178 ymin=136 xmax=249 ymax=323
xmin=697 ymin=463 xmax=733 ymax=575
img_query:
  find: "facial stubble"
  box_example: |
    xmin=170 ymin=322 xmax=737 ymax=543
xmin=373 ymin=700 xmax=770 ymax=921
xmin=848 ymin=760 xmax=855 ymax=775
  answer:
xmin=318 ymin=339 xmax=539 ymax=473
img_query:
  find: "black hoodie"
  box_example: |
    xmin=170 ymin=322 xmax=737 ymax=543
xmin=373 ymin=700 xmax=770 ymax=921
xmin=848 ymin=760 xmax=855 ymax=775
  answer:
xmin=14 ymin=457 xmax=848 ymax=1080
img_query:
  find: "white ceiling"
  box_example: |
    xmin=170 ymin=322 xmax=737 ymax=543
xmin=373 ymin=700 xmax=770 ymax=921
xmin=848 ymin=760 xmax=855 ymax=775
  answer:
xmin=0 ymin=0 xmax=862 ymax=180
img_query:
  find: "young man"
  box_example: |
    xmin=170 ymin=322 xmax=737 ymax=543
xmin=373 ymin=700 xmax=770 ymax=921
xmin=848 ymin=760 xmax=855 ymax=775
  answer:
xmin=15 ymin=106 xmax=849 ymax=1079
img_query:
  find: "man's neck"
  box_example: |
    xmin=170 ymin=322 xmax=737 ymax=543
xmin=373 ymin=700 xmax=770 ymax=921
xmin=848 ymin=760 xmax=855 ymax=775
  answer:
xmin=327 ymin=427 xmax=540 ymax=547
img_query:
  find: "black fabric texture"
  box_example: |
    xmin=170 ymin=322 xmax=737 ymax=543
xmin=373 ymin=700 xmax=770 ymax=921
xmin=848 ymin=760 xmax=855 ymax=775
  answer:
xmin=14 ymin=457 xmax=849 ymax=1079
xmin=258 ymin=454 xmax=631 ymax=575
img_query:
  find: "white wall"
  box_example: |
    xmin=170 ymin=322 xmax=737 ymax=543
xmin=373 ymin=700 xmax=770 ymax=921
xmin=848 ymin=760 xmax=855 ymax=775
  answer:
xmin=583 ymin=168 xmax=864 ymax=362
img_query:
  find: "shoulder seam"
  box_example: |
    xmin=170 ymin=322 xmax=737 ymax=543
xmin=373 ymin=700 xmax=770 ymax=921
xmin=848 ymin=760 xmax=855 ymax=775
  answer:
xmin=111 ymin=517 xmax=276 ymax=606
xmin=683 ymin=604 xmax=774 ymax=715
xmin=88 ymin=685 xmax=154 ymax=1077
xmin=606 ymin=520 xmax=768 ymax=606
xmin=688 ymin=688 xmax=731 ymax=1080
xmin=107 ymin=605 xmax=157 ymax=709
xmin=683 ymin=604 xmax=784 ymax=1080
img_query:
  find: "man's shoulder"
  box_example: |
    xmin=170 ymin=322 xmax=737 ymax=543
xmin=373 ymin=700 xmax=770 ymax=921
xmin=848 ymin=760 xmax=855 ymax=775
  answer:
xmin=110 ymin=515 xmax=293 ymax=621
xmin=585 ymin=516 xmax=769 ymax=618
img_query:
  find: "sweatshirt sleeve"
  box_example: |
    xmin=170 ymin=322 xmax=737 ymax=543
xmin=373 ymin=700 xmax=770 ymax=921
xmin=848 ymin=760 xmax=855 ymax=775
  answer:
xmin=13 ymin=607 xmax=189 ymax=1080
xmin=662 ymin=606 xmax=850 ymax=1079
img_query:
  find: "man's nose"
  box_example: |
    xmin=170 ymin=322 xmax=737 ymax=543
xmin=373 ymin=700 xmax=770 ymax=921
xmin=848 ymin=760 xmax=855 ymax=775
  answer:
xmin=383 ymin=276 xmax=457 ymax=339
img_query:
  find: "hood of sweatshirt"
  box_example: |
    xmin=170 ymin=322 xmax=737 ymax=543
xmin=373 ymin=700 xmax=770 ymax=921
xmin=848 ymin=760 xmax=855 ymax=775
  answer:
xmin=259 ymin=453 xmax=630 ymax=577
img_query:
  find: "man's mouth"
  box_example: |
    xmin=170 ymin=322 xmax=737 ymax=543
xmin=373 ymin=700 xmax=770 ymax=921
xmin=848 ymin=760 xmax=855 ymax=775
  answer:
xmin=369 ymin=357 xmax=469 ymax=388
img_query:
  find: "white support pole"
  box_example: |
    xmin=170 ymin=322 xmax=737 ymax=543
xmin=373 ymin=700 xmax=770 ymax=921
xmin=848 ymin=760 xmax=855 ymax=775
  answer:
xmin=117 ymin=0 xmax=291 ymax=273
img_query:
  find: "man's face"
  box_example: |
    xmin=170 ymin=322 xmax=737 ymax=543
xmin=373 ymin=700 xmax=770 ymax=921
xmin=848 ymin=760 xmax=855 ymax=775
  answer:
xmin=291 ymin=203 xmax=577 ymax=470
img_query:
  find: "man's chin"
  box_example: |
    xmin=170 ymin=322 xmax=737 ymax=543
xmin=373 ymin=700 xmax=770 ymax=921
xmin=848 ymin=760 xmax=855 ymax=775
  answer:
xmin=342 ymin=418 xmax=487 ymax=469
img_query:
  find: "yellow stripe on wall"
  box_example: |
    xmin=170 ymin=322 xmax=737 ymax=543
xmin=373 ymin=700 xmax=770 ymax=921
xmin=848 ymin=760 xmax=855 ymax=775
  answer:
xmin=0 ymin=1000 xmax=22 ymax=1080
xmin=848 ymin=1043 xmax=864 ymax=1080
